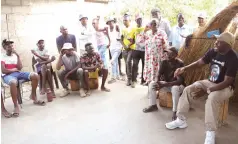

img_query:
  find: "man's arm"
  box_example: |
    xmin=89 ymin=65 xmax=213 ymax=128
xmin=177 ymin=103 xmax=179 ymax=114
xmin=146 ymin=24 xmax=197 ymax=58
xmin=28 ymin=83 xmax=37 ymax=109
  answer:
xmin=31 ymin=50 xmax=49 ymax=61
xmin=56 ymin=38 xmax=61 ymax=53
xmin=104 ymin=27 xmax=111 ymax=48
xmin=13 ymin=51 xmax=23 ymax=70
xmin=56 ymin=54 xmax=63 ymax=70
xmin=1 ymin=63 xmax=18 ymax=74
xmin=72 ymin=35 xmax=77 ymax=51
xmin=209 ymin=76 xmax=234 ymax=92
xmin=81 ymin=63 xmax=98 ymax=71
xmin=184 ymin=58 xmax=205 ymax=71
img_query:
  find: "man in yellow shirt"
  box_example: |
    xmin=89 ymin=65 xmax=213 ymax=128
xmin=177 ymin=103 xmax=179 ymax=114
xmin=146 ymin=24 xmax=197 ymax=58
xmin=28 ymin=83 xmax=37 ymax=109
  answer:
xmin=131 ymin=14 xmax=146 ymax=88
xmin=121 ymin=13 xmax=136 ymax=86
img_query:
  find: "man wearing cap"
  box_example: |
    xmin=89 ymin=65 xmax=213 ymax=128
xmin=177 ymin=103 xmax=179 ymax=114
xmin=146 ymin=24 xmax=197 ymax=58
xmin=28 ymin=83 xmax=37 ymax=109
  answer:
xmin=151 ymin=8 xmax=171 ymax=38
xmin=130 ymin=14 xmax=146 ymax=87
xmin=1 ymin=40 xmax=45 ymax=117
xmin=78 ymin=14 xmax=95 ymax=56
xmin=31 ymin=39 xmax=56 ymax=96
xmin=121 ymin=13 xmax=136 ymax=86
xmin=165 ymin=32 xmax=238 ymax=144
xmin=56 ymin=43 xmax=86 ymax=97
xmin=197 ymin=11 xmax=207 ymax=29
xmin=56 ymin=25 xmax=77 ymax=53
xmin=142 ymin=47 xmax=185 ymax=119
xmin=169 ymin=13 xmax=192 ymax=50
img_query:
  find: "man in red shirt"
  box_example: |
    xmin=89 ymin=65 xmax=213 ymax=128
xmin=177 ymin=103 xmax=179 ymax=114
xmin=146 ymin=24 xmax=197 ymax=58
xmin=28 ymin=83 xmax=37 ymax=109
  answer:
xmin=1 ymin=40 xmax=45 ymax=117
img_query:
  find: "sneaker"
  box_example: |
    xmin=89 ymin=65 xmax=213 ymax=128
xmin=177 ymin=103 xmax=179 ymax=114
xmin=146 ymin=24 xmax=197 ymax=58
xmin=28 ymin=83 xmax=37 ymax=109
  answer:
xmin=204 ymin=131 xmax=215 ymax=144
xmin=165 ymin=118 xmax=188 ymax=130
xmin=60 ymin=89 xmax=70 ymax=98
xmin=131 ymin=82 xmax=135 ymax=88
xmin=79 ymin=89 xmax=86 ymax=97
xmin=126 ymin=79 xmax=132 ymax=86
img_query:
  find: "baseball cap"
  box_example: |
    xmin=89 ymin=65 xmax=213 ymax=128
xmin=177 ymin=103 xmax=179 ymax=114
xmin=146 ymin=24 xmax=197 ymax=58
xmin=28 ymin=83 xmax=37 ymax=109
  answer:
xmin=197 ymin=11 xmax=207 ymax=19
xmin=79 ymin=14 xmax=88 ymax=21
xmin=106 ymin=17 xmax=115 ymax=25
xmin=214 ymin=32 xmax=235 ymax=47
xmin=61 ymin=43 xmax=74 ymax=51
xmin=151 ymin=8 xmax=160 ymax=13
xmin=164 ymin=47 xmax=178 ymax=55
xmin=135 ymin=13 xmax=143 ymax=20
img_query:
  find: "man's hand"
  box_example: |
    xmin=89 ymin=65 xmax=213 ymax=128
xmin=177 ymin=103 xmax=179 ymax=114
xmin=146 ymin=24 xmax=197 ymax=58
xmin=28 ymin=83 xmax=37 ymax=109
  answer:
xmin=64 ymin=72 xmax=71 ymax=81
xmin=174 ymin=67 xmax=185 ymax=77
xmin=12 ymin=49 xmax=19 ymax=57
xmin=152 ymin=83 xmax=160 ymax=91
xmin=158 ymin=81 xmax=169 ymax=89
xmin=207 ymin=87 xmax=215 ymax=94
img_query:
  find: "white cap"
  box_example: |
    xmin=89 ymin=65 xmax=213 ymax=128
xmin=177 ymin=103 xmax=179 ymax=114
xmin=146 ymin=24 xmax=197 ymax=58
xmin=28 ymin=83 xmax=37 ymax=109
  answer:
xmin=214 ymin=32 xmax=235 ymax=47
xmin=197 ymin=11 xmax=207 ymax=19
xmin=61 ymin=43 xmax=74 ymax=50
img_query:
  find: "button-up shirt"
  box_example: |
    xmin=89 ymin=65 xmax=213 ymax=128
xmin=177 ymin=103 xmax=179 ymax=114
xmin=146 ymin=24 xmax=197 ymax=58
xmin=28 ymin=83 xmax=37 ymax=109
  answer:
xmin=78 ymin=24 xmax=95 ymax=50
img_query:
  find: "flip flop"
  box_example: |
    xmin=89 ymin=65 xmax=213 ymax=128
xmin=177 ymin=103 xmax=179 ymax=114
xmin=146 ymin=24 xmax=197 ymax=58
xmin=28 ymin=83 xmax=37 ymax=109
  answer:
xmin=33 ymin=100 xmax=46 ymax=106
xmin=12 ymin=112 xmax=19 ymax=117
xmin=101 ymin=88 xmax=110 ymax=92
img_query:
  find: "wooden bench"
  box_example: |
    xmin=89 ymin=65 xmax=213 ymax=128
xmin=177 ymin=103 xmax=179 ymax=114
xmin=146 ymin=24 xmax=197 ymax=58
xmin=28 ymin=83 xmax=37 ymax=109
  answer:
xmin=157 ymin=91 xmax=229 ymax=127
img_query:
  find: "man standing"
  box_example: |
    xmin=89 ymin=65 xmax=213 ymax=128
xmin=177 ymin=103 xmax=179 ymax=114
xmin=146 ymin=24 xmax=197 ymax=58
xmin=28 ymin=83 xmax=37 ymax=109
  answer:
xmin=169 ymin=13 xmax=192 ymax=50
xmin=165 ymin=32 xmax=238 ymax=144
xmin=56 ymin=43 xmax=86 ymax=97
xmin=151 ymin=8 xmax=171 ymax=38
xmin=31 ymin=39 xmax=56 ymax=96
xmin=142 ymin=47 xmax=185 ymax=120
xmin=131 ymin=14 xmax=146 ymax=87
xmin=197 ymin=11 xmax=207 ymax=29
xmin=80 ymin=43 xmax=110 ymax=92
xmin=78 ymin=14 xmax=94 ymax=56
xmin=56 ymin=25 xmax=77 ymax=53
xmin=121 ymin=13 xmax=135 ymax=86
xmin=1 ymin=40 xmax=45 ymax=117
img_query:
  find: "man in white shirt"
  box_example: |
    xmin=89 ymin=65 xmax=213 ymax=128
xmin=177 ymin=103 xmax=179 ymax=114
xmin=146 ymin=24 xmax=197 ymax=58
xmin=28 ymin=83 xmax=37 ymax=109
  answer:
xmin=78 ymin=14 xmax=95 ymax=56
xmin=169 ymin=13 xmax=192 ymax=50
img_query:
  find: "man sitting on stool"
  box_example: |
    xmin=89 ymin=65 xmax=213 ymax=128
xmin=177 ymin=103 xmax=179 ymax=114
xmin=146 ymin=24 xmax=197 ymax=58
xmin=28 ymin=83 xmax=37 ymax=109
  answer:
xmin=56 ymin=43 xmax=86 ymax=97
xmin=143 ymin=47 xmax=185 ymax=120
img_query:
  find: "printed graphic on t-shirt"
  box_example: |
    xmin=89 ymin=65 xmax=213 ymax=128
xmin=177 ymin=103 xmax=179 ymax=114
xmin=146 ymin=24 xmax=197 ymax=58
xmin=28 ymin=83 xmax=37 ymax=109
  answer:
xmin=209 ymin=64 xmax=220 ymax=82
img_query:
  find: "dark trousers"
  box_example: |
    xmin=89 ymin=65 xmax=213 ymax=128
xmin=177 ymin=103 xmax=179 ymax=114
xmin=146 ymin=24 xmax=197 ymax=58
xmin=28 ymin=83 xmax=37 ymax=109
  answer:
xmin=132 ymin=50 xmax=145 ymax=83
xmin=122 ymin=49 xmax=133 ymax=80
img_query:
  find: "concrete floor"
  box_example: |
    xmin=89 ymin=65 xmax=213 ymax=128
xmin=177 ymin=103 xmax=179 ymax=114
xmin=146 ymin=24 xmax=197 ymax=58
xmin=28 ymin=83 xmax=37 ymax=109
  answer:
xmin=1 ymin=80 xmax=238 ymax=144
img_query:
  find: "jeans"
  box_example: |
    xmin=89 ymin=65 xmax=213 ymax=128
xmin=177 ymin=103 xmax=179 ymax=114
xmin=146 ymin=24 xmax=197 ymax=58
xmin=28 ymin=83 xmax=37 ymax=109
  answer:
xmin=122 ymin=49 xmax=133 ymax=80
xmin=110 ymin=49 xmax=121 ymax=78
xmin=132 ymin=50 xmax=145 ymax=83
xmin=97 ymin=45 xmax=108 ymax=69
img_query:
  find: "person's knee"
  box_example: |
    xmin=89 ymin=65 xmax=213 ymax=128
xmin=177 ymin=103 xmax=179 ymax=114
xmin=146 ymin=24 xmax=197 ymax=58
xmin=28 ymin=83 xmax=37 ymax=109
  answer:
xmin=171 ymin=85 xmax=180 ymax=93
xmin=30 ymin=72 xmax=39 ymax=80
xmin=41 ymin=64 xmax=47 ymax=71
xmin=9 ymin=80 xmax=18 ymax=87
xmin=84 ymin=70 xmax=89 ymax=76
xmin=149 ymin=81 xmax=156 ymax=89
xmin=46 ymin=63 xmax=51 ymax=70
xmin=77 ymin=68 xmax=83 ymax=75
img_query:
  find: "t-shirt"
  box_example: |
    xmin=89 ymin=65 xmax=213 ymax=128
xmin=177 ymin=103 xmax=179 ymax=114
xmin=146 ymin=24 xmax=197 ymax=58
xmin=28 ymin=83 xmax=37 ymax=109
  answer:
xmin=62 ymin=51 xmax=80 ymax=71
xmin=122 ymin=25 xmax=135 ymax=50
xmin=80 ymin=52 xmax=102 ymax=72
xmin=32 ymin=48 xmax=49 ymax=59
xmin=1 ymin=53 xmax=18 ymax=76
xmin=108 ymin=26 xmax=122 ymax=51
xmin=131 ymin=26 xmax=145 ymax=51
xmin=202 ymin=48 xmax=238 ymax=88
xmin=159 ymin=58 xmax=185 ymax=85
xmin=56 ymin=34 xmax=77 ymax=53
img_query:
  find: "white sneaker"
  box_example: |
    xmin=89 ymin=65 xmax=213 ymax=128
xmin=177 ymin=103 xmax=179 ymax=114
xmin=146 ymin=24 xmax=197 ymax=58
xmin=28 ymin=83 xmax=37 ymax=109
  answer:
xmin=165 ymin=118 xmax=188 ymax=130
xmin=79 ymin=89 xmax=86 ymax=97
xmin=60 ymin=89 xmax=70 ymax=97
xmin=204 ymin=131 xmax=215 ymax=144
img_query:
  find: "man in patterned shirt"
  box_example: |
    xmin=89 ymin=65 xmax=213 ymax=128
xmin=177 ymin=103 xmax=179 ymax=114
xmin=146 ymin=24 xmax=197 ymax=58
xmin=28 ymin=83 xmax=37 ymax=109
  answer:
xmin=80 ymin=43 xmax=110 ymax=93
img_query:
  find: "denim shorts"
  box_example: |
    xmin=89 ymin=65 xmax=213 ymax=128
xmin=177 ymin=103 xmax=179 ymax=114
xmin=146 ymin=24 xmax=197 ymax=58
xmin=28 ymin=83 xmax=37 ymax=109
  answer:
xmin=97 ymin=45 xmax=108 ymax=69
xmin=2 ymin=72 xmax=31 ymax=85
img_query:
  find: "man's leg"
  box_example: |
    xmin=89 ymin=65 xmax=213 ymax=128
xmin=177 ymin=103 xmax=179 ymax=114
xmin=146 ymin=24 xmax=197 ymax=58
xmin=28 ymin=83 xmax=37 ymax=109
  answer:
xmin=1 ymin=95 xmax=11 ymax=118
xmin=171 ymin=85 xmax=185 ymax=120
xmin=143 ymin=81 xmax=158 ymax=113
xmin=99 ymin=45 xmax=110 ymax=92
xmin=126 ymin=49 xmax=133 ymax=85
xmin=118 ymin=52 xmax=124 ymax=76
xmin=76 ymin=68 xmax=86 ymax=97
xmin=101 ymin=68 xmax=110 ymax=92
xmin=40 ymin=64 xmax=47 ymax=94
xmin=122 ymin=50 xmax=128 ymax=77
xmin=83 ymin=70 xmax=90 ymax=91
xmin=131 ymin=50 xmax=140 ymax=88
xmin=46 ymin=64 xmax=55 ymax=96
xmin=57 ymin=70 xmax=70 ymax=97
xmin=140 ymin=51 xmax=145 ymax=84
xmin=165 ymin=80 xmax=208 ymax=130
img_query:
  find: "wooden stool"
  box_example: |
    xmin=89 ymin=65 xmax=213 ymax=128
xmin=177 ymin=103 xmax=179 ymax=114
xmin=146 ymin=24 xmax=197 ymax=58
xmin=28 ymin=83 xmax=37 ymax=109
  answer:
xmin=218 ymin=100 xmax=229 ymax=127
xmin=156 ymin=91 xmax=173 ymax=108
xmin=88 ymin=69 xmax=99 ymax=90
xmin=70 ymin=80 xmax=80 ymax=91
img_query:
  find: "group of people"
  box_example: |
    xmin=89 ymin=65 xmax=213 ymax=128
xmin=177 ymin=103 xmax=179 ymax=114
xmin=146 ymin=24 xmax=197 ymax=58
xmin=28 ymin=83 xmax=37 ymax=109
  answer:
xmin=1 ymin=7 xmax=238 ymax=144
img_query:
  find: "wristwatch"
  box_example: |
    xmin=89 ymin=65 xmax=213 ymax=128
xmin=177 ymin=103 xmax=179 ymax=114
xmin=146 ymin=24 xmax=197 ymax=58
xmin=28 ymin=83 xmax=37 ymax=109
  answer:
xmin=207 ymin=89 xmax=211 ymax=94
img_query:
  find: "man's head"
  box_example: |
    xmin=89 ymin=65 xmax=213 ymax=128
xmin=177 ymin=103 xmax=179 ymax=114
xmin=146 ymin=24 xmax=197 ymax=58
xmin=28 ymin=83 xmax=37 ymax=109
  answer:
xmin=4 ymin=40 xmax=14 ymax=55
xmin=150 ymin=18 xmax=159 ymax=32
xmin=151 ymin=8 xmax=161 ymax=19
xmin=123 ymin=13 xmax=131 ymax=27
xmin=60 ymin=25 xmax=68 ymax=36
xmin=197 ymin=12 xmax=206 ymax=26
xmin=92 ymin=18 xmax=99 ymax=30
xmin=164 ymin=47 xmax=178 ymax=60
xmin=85 ymin=42 xmax=94 ymax=54
xmin=61 ymin=43 xmax=74 ymax=56
xmin=214 ymin=32 xmax=235 ymax=53
xmin=106 ymin=17 xmax=115 ymax=28
xmin=37 ymin=39 xmax=44 ymax=50
xmin=79 ymin=14 xmax=88 ymax=26
xmin=177 ymin=13 xmax=185 ymax=27
xmin=2 ymin=39 xmax=8 ymax=50
xmin=135 ymin=14 xmax=143 ymax=27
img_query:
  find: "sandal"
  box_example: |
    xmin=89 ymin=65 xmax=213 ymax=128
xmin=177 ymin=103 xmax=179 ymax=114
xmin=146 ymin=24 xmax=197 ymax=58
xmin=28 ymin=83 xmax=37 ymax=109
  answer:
xmin=12 ymin=112 xmax=19 ymax=117
xmin=33 ymin=100 xmax=46 ymax=106
xmin=142 ymin=105 xmax=158 ymax=113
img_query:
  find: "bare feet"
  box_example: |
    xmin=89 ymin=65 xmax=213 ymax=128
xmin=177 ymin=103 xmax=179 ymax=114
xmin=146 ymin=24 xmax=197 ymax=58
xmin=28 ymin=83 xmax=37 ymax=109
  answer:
xmin=101 ymin=87 xmax=110 ymax=92
xmin=2 ymin=109 xmax=12 ymax=118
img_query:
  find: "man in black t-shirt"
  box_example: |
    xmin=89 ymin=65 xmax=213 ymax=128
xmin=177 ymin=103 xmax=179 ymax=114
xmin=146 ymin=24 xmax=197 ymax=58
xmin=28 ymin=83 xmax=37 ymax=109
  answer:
xmin=165 ymin=32 xmax=238 ymax=144
xmin=143 ymin=47 xmax=185 ymax=120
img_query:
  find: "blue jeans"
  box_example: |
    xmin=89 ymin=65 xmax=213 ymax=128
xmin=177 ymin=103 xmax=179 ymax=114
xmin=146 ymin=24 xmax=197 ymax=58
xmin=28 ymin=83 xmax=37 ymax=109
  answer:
xmin=2 ymin=72 xmax=31 ymax=85
xmin=97 ymin=45 xmax=108 ymax=69
xmin=110 ymin=49 xmax=121 ymax=78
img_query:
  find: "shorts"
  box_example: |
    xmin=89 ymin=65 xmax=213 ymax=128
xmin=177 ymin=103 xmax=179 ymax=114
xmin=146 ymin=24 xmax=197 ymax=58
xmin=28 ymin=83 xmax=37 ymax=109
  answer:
xmin=2 ymin=72 xmax=31 ymax=85
xmin=97 ymin=45 xmax=108 ymax=69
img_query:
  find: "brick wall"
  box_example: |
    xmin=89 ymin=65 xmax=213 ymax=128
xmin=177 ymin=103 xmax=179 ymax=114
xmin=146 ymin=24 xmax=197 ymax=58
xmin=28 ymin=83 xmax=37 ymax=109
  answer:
xmin=1 ymin=0 xmax=109 ymax=71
